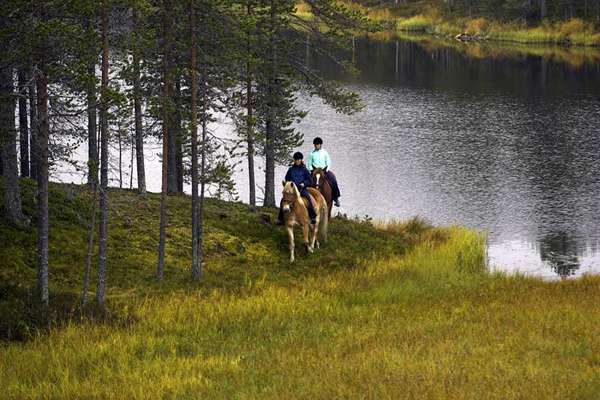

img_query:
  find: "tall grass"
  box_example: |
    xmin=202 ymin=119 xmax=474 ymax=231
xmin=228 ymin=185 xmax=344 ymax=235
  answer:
xmin=395 ymin=13 xmax=600 ymax=47
xmin=3 ymin=182 xmax=600 ymax=399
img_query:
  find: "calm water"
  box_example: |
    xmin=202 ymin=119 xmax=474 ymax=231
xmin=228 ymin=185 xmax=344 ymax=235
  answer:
xmin=57 ymin=36 xmax=600 ymax=279
xmin=294 ymin=36 xmax=600 ymax=279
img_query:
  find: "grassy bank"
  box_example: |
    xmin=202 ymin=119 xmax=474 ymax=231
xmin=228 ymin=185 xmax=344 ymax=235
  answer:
xmin=296 ymin=1 xmax=600 ymax=47
xmin=2 ymin=180 xmax=600 ymax=398
xmin=396 ymin=13 xmax=600 ymax=46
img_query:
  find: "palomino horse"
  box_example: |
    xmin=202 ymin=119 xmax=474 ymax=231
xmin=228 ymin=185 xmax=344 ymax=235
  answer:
xmin=311 ymin=167 xmax=333 ymax=219
xmin=280 ymin=181 xmax=328 ymax=263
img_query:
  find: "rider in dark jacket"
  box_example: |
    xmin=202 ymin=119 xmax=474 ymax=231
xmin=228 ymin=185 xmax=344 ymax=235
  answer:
xmin=277 ymin=152 xmax=317 ymax=224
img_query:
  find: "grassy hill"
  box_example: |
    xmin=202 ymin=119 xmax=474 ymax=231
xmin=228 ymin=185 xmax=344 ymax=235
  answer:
xmin=2 ymin=179 xmax=600 ymax=399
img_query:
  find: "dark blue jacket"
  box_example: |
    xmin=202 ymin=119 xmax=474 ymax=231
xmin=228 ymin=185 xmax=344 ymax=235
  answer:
xmin=285 ymin=163 xmax=312 ymax=190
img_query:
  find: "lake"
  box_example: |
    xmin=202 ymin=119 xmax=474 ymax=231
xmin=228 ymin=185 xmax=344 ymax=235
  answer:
xmin=57 ymin=34 xmax=600 ymax=279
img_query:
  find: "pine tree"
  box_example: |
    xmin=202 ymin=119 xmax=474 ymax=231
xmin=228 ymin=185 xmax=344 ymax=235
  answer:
xmin=97 ymin=0 xmax=110 ymax=306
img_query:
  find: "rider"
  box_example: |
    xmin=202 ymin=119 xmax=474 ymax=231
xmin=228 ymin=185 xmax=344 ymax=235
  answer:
xmin=306 ymin=137 xmax=341 ymax=207
xmin=277 ymin=152 xmax=317 ymax=225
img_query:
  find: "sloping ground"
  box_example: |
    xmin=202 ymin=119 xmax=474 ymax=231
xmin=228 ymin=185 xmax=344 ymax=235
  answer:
xmin=2 ymin=179 xmax=600 ymax=399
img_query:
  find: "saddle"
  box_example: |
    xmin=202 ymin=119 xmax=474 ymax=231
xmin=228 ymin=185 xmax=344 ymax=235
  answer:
xmin=302 ymin=189 xmax=319 ymax=210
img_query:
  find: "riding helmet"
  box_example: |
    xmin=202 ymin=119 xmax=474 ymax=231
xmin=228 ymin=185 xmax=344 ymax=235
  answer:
xmin=313 ymin=137 xmax=323 ymax=145
xmin=293 ymin=151 xmax=303 ymax=160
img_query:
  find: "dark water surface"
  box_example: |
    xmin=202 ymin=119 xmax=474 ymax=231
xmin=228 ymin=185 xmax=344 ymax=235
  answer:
xmin=294 ymin=36 xmax=600 ymax=279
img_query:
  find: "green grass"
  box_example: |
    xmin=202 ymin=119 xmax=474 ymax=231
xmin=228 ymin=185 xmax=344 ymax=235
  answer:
xmin=395 ymin=14 xmax=600 ymax=47
xmin=2 ymin=179 xmax=600 ymax=398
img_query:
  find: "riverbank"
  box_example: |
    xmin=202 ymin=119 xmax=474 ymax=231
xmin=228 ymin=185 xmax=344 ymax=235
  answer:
xmin=301 ymin=1 xmax=600 ymax=47
xmin=396 ymin=13 xmax=600 ymax=46
xmin=2 ymin=180 xmax=600 ymax=398
xmin=367 ymin=30 xmax=600 ymax=67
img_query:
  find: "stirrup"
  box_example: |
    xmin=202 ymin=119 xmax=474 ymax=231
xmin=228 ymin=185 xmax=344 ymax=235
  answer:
xmin=334 ymin=199 xmax=340 ymax=207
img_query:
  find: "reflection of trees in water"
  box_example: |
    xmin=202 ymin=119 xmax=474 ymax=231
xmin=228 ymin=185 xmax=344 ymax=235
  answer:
xmin=539 ymin=231 xmax=580 ymax=278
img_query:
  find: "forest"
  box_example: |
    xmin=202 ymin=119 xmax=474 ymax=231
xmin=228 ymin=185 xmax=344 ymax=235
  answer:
xmin=0 ymin=0 xmax=369 ymax=308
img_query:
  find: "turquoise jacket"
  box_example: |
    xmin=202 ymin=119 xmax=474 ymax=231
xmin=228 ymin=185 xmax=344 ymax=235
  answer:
xmin=306 ymin=149 xmax=331 ymax=171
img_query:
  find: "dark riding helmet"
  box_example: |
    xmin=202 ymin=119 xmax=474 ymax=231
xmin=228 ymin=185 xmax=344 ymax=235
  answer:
xmin=313 ymin=137 xmax=323 ymax=145
xmin=293 ymin=151 xmax=303 ymax=160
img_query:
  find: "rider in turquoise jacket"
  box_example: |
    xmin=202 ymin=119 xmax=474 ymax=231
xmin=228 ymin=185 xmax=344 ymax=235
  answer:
xmin=306 ymin=137 xmax=341 ymax=207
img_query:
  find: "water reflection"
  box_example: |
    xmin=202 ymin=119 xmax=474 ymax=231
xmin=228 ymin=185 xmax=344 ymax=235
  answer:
xmin=539 ymin=231 xmax=580 ymax=278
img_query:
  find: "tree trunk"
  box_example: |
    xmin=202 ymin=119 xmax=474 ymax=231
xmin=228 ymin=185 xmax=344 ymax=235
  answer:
xmin=175 ymin=80 xmax=184 ymax=193
xmin=29 ymin=63 xmax=38 ymax=180
xmin=1 ymin=66 xmax=26 ymax=226
xmin=86 ymin=17 xmax=98 ymax=189
xmin=132 ymin=8 xmax=146 ymax=195
xmin=246 ymin=1 xmax=256 ymax=208
xmin=157 ymin=0 xmax=172 ymax=281
xmin=540 ymin=0 xmax=547 ymax=19
xmin=97 ymin=0 xmax=110 ymax=306
xmin=167 ymin=78 xmax=182 ymax=194
xmin=130 ymin=135 xmax=134 ymax=189
xmin=36 ymin=66 xmax=50 ymax=307
xmin=199 ymin=81 xmax=207 ymax=273
xmin=118 ymin=123 xmax=123 ymax=188
xmin=18 ymin=69 xmax=29 ymax=178
xmin=82 ymin=186 xmax=98 ymax=305
xmin=263 ymin=0 xmax=277 ymax=208
xmin=190 ymin=0 xmax=201 ymax=281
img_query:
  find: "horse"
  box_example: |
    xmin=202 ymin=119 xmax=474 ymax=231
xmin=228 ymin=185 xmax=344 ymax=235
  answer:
xmin=280 ymin=181 xmax=328 ymax=263
xmin=311 ymin=167 xmax=333 ymax=219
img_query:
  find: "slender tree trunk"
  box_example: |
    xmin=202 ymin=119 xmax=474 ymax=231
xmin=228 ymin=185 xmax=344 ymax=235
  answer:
xmin=18 ymin=69 xmax=29 ymax=178
xmin=82 ymin=186 xmax=98 ymax=304
xmin=190 ymin=0 xmax=201 ymax=281
xmin=167 ymin=78 xmax=182 ymax=193
xmin=263 ymin=0 xmax=277 ymax=208
xmin=1 ymin=66 xmax=26 ymax=226
xmin=175 ymin=80 xmax=184 ymax=193
xmin=36 ymin=65 xmax=50 ymax=306
xmin=199 ymin=82 xmax=207 ymax=271
xmin=29 ymin=62 xmax=38 ymax=180
xmin=130 ymin=134 xmax=134 ymax=189
xmin=540 ymin=0 xmax=547 ymax=19
xmin=157 ymin=0 xmax=172 ymax=281
xmin=132 ymin=8 xmax=146 ymax=195
xmin=86 ymin=18 xmax=98 ymax=189
xmin=118 ymin=124 xmax=123 ymax=188
xmin=97 ymin=0 xmax=110 ymax=306
xmin=246 ymin=1 xmax=256 ymax=208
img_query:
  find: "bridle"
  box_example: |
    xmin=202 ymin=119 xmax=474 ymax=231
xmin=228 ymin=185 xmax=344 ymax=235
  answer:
xmin=281 ymin=191 xmax=298 ymax=213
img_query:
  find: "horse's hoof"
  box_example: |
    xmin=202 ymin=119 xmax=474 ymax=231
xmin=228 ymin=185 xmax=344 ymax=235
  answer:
xmin=315 ymin=241 xmax=320 ymax=249
xmin=308 ymin=246 xmax=314 ymax=253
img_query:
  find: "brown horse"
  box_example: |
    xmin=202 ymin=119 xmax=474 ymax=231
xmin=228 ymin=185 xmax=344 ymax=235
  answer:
xmin=312 ymin=167 xmax=333 ymax=219
xmin=280 ymin=181 xmax=328 ymax=263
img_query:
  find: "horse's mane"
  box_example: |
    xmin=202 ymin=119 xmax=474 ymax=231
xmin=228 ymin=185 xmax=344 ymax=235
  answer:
xmin=284 ymin=181 xmax=302 ymax=200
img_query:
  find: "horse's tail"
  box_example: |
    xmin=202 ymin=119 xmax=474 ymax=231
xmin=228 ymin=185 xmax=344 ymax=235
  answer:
xmin=319 ymin=200 xmax=328 ymax=243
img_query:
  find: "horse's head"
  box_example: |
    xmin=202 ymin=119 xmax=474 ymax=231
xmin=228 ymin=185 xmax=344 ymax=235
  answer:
xmin=312 ymin=167 xmax=327 ymax=189
xmin=281 ymin=181 xmax=300 ymax=214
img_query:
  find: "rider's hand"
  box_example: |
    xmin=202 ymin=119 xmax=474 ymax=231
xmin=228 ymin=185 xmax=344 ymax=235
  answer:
xmin=300 ymin=183 xmax=305 ymax=188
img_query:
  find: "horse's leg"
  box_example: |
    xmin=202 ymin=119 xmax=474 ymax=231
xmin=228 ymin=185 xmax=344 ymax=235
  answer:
xmin=311 ymin=212 xmax=319 ymax=250
xmin=303 ymin=222 xmax=313 ymax=253
xmin=287 ymin=225 xmax=295 ymax=263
